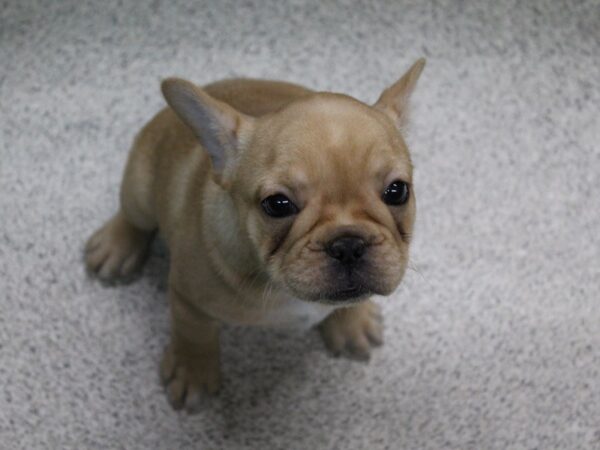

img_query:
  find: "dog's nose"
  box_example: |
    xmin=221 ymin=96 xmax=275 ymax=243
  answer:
xmin=325 ymin=236 xmax=366 ymax=265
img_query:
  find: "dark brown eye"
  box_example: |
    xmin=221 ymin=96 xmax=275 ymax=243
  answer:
xmin=382 ymin=181 xmax=410 ymax=205
xmin=261 ymin=194 xmax=299 ymax=218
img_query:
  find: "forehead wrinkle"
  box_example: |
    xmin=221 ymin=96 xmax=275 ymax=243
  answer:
xmin=261 ymin=94 xmax=412 ymax=201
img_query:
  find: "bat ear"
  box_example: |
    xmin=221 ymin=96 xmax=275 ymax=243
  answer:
xmin=161 ymin=78 xmax=254 ymax=180
xmin=373 ymin=58 xmax=426 ymax=130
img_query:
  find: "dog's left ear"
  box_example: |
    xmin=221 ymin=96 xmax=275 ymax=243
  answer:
xmin=373 ymin=58 xmax=425 ymax=130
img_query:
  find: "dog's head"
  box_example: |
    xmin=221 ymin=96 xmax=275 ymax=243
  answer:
xmin=162 ymin=59 xmax=424 ymax=304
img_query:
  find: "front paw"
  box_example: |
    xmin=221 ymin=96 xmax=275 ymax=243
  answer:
xmin=159 ymin=343 xmax=221 ymax=412
xmin=319 ymin=300 xmax=383 ymax=361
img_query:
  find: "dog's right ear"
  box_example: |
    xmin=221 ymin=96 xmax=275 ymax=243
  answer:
xmin=373 ymin=58 xmax=425 ymax=131
xmin=161 ymin=78 xmax=253 ymax=182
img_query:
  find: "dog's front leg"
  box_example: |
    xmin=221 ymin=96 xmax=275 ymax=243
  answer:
xmin=319 ymin=300 xmax=383 ymax=361
xmin=160 ymin=285 xmax=221 ymax=411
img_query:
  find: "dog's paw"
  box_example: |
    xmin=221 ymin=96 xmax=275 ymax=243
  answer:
xmin=319 ymin=300 xmax=383 ymax=361
xmin=85 ymin=213 xmax=152 ymax=281
xmin=160 ymin=344 xmax=221 ymax=412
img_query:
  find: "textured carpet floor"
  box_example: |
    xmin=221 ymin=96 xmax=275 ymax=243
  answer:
xmin=1 ymin=0 xmax=600 ymax=449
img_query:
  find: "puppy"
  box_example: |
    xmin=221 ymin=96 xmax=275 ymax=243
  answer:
xmin=85 ymin=59 xmax=425 ymax=410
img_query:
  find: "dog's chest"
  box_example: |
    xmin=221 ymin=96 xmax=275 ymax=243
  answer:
xmin=259 ymin=296 xmax=336 ymax=330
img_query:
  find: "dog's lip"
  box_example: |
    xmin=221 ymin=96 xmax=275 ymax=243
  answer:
xmin=325 ymin=285 xmax=370 ymax=301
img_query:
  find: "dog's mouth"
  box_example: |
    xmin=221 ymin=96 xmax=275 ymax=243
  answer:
xmin=321 ymin=264 xmax=379 ymax=302
xmin=324 ymin=285 xmax=370 ymax=302
xmin=281 ymin=257 xmax=395 ymax=304
xmin=301 ymin=276 xmax=375 ymax=303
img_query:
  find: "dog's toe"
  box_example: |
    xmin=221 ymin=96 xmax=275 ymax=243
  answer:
xmin=160 ymin=345 xmax=221 ymax=413
xmin=84 ymin=213 xmax=152 ymax=282
xmin=319 ymin=300 xmax=384 ymax=361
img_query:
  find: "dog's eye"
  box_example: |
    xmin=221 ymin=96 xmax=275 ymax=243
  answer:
xmin=261 ymin=194 xmax=299 ymax=218
xmin=382 ymin=181 xmax=410 ymax=205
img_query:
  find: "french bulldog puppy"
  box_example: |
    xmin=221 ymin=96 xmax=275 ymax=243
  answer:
xmin=85 ymin=59 xmax=425 ymax=410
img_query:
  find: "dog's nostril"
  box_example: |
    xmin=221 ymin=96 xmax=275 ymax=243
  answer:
xmin=326 ymin=236 xmax=366 ymax=265
xmin=353 ymin=244 xmax=365 ymax=259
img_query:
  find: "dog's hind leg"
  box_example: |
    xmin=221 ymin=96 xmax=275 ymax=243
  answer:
xmin=85 ymin=133 xmax=158 ymax=282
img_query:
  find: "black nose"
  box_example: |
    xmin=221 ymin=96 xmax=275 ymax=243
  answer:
xmin=325 ymin=236 xmax=366 ymax=265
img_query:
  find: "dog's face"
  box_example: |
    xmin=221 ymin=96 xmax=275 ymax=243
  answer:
xmin=162 ymin=59 xmax=424 ymax=304
xmin=233 ymin=95 xmax=415 ymax=302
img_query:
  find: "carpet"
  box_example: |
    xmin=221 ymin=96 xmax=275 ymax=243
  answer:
xmin=1 ymin=0 xmax=599 ymax=448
